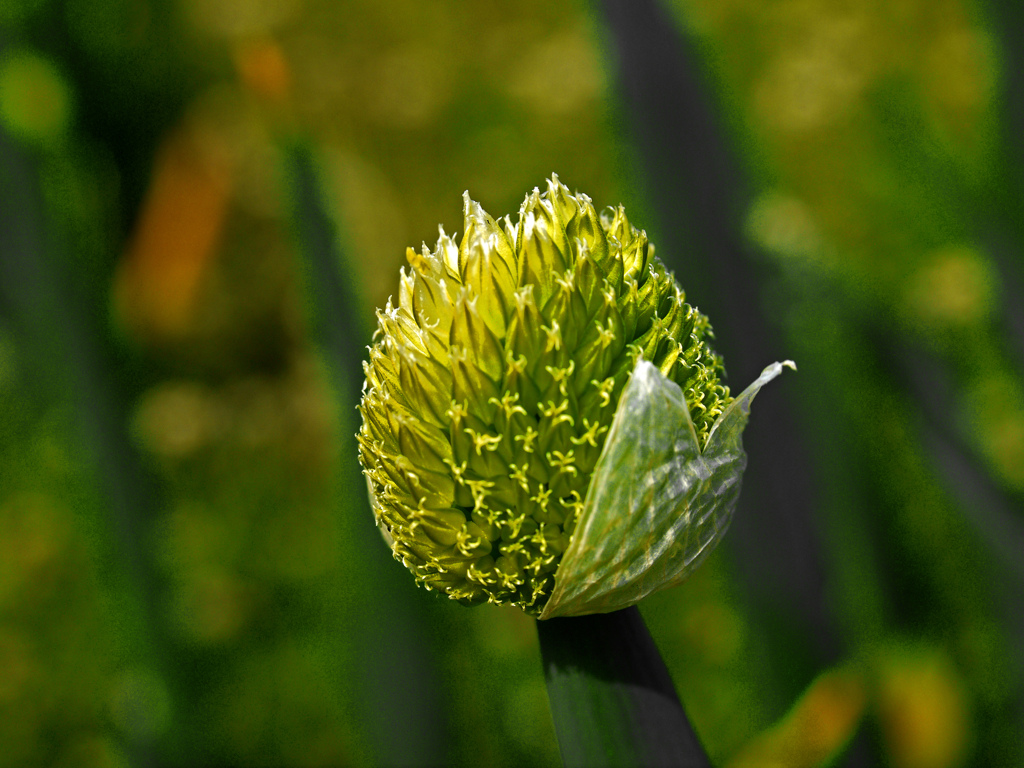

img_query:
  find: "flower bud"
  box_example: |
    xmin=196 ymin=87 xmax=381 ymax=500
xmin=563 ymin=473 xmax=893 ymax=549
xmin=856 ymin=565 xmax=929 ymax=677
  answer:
xmin=358 ymin=175 xmax=791 ymax=617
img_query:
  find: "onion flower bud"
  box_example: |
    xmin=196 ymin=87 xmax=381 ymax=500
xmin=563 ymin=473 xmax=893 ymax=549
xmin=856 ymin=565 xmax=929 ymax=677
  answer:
xmin=357 ymin=175 xmax=791 ymax=618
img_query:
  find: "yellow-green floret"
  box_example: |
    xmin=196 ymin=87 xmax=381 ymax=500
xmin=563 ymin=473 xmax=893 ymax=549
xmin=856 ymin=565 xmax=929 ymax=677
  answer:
xmin=357 ymin=176 xmax=730 ymax=615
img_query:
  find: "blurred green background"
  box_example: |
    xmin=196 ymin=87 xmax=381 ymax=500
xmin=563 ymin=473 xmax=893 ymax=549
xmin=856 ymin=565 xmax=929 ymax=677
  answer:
xmin=1 ymin=0 xmax=1022 ymax=766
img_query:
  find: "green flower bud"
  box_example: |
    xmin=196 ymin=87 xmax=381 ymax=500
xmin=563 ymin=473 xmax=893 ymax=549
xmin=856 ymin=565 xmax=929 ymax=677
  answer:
xmin=358 ymin=175 xmax=791 ymax=617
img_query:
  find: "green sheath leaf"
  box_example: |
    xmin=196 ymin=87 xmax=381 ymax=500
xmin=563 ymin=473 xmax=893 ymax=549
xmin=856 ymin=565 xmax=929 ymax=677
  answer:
xmin=538 ymin=607 xmax=711 ymax=768
xmin=541 ymin=359 xmax=795 ymax=619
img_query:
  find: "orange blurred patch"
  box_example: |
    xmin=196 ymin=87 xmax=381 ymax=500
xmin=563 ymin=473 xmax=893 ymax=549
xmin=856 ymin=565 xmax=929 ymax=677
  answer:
xmin=878 ymin=650 xmax=971 ymax=768
xmin=729 ymin=667 xmax=867 ymax=768
xmin=233 ymin=39 xmax=291 ymax=102
xmin=114 ymin=125 xmax=232 ymax=341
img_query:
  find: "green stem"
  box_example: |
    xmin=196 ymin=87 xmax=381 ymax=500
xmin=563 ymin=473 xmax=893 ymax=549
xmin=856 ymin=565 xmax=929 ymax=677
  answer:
xmin=537 ymin=606 xmax=712 ymax=768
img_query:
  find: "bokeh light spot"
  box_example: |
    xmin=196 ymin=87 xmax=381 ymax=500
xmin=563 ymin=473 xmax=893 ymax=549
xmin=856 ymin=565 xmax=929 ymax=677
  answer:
xmin=0 ymin=50 xmax=72 ymax=145
xmin=234 ymin=38 xmax=292 ymax=102
xmin=965 ymin=373 xmax=1024 ymax=491
xmin=727 ymin=666 xmax=866 ymax=768
xmin=878 ymin=647 xmax=971 ymax=768
xmin=753 ymin=13 xmax=873 ymax=132
xmin=746 ymin=191 xmax=829 ymax=264
xmin=507 ymin=27 xmax=604 ymax=116
xmin=170 ymin=568 xmax=252 ymax=645
xmin=132 ymin=381 xmax=225 ymax=458
xmin=113 ymin=124 xmax=232 ymax=342
xmin=0 ymin=492 xmax=71 ymax=603
xmin=904 ymin=245 xmax=995 ymax=329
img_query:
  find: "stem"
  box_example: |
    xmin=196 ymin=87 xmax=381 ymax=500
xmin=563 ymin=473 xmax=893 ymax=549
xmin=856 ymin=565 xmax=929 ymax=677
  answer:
xmin=537 ymin=606 xmax=712 ymax=768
